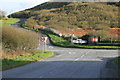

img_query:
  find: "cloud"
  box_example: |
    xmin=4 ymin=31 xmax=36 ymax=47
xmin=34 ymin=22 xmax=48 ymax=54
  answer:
xmin=0 ymin=0 xmax=49 ymax=15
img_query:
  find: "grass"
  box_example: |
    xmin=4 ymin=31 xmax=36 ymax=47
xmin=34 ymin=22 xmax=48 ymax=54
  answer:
xmin=2 ymin=50 xmax=54 ymax=71
xmin=22 ymin=25 xmax=120 ymax=49
xmin=1 ymin=18 xmax=20 ymax=27
xmin=45 ymin=31 xmax=120 ymax=49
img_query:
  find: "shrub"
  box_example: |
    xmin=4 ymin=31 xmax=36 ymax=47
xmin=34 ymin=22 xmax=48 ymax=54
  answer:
xmin=94 ymin=24 xmax=110 ymax=30
xmin=24 ymin=17 xmax=38 ymax=28
xmin=2 ymin=26 xmax=39 ymax=50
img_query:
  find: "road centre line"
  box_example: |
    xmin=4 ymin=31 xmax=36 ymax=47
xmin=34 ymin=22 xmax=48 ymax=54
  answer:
xmin=74 ymin=50 xmax=91 ymax=61
xmin=85 ymin=50 xmax=91 ymax=55
xmin=74 ymin=58 xmax=80 ymax=61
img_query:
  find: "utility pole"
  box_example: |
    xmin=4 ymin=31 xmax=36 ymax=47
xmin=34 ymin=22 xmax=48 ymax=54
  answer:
xmin=71 ymin=34 xmax=74 ymax=45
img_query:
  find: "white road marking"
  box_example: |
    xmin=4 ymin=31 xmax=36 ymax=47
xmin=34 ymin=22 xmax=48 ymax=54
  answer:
xmin=74 ymin=58 xmax=80 ymax=61
xmin=56 ymin=55 xmax=62 ymax=57
xmin=69 ymin=52 xmax=76 ymax=54
xmin=69 ymin=52 xmax=71 ymax=54
xmin=49 ymin=46 xmax=53 ymax=48
xmin=85 ymin=50 xmax=91 ymax=55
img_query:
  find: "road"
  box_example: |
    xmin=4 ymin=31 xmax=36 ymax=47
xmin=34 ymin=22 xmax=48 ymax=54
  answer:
xmin=2 ymin=19 xmax=119 ymax=78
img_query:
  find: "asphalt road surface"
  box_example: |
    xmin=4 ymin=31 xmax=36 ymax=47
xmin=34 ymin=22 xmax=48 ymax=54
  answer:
xmin=2 ymin=19 xmax=119 ymax=78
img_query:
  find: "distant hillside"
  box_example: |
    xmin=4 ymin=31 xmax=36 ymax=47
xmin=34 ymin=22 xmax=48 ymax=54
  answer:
xmin=9 ymin=2 xmax=119 ymax=30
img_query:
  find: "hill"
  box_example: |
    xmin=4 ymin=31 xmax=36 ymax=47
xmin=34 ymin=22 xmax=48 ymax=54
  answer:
xmin=8 ymin=2 xmax=119 ymax=42
xmin=9 ymin=2 xmax=119 ymax=30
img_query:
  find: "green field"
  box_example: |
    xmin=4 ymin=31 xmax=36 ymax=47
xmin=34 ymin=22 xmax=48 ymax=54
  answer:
xmin=43 ymin=31 xmax=120 ymax=49
xmin=2 ymin=50 xmax=54 ymax=70
xmin=1 ymin=18 xmax=20 ymax=27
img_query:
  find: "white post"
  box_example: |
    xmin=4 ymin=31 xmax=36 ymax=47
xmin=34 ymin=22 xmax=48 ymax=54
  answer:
xmin=71 ymin=34 xmax=74 ymax=45
xmin=111 ymin=36 xmax=113 ymax=43
xmin=60 ymin=36 xmax=61 ymax=42
xmin=59 ymin=33 xmax=62 ymax=42
xmin=42 ymin=42 xmax=44 ymax=54
xmin=71 ymin=37 xmax=73 ymax=45
xmin=44 ymin=42 xmax=46 ymax=52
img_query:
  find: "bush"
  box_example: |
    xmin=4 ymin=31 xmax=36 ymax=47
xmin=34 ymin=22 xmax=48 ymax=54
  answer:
xmin=2 ymin=27 xmax=39 ymax=50
xmin=24 ymin=17 xmax=38 ymax=28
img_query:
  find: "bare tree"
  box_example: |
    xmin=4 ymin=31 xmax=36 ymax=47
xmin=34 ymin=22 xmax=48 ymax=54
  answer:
xmin=0 ymin=10 xmax=6 ymax=17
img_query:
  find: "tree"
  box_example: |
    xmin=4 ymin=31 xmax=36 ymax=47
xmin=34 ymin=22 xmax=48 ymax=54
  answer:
xmin=0 ymin=10 xmax=6 ymax=17
xmin=96 ymin=30 xmax=109 ymax=39
xmin=0 ymin=10 xmax=6 ymax=19
xmin=88 ymin=29 xmax=110 ymax=42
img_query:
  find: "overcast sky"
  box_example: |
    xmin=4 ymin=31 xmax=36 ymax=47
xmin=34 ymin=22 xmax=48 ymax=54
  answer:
xmin=0 ymin=0 xmax=49 ymax=16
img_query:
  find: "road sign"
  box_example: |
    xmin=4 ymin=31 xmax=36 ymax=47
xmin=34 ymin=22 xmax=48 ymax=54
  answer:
xmin=40 ymin=37 xmax=45 ymax=42
xmin=40 ymin=37 xmax=48 ymax=54
xmin=93 ymin=38 xmax=98 ymax=42
xmin=40 ymin=37 xmax=48 ymax=43
xmin=59 ymin=33 xmax=62 ymax=37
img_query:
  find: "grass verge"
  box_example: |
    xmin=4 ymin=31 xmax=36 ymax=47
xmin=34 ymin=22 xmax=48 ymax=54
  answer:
xmin=22 ymin=25 xmax=120 ymax=49
xmin=41 ymin=30 xmax=120 ymax=49
xmin=2 ymin=50 xmax=54 ymax=71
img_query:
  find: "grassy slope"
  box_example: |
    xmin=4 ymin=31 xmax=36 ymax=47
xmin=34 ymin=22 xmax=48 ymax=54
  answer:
xmin=9 ymin=2 xmax=118 ymax=29
xmin=2 ymin=50 xmax=54 ymax=70
xmin=1 ymin=18 xmax=20 ymax=27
